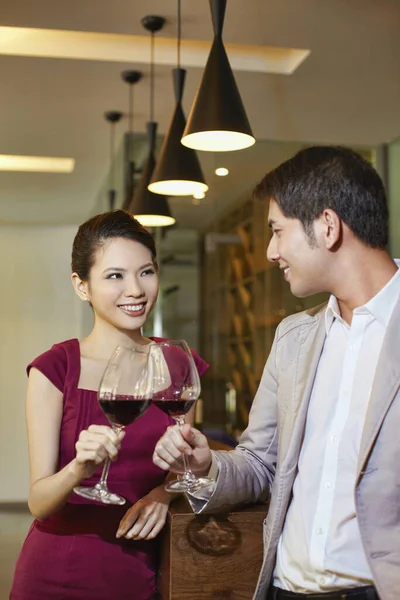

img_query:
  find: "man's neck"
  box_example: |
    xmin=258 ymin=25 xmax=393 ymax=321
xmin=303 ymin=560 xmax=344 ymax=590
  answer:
xmin=331 ymin=250 xmax=397 ymax=325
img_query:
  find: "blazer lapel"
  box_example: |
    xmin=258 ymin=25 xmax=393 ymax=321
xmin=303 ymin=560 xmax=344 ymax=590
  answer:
xmin=282 ymin=309 xmax=327 ymax=468
xmin=357 ymin=298 xmax=400 ymax=477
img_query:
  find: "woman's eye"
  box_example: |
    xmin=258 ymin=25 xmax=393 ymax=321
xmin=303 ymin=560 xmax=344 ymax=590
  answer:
xmin=107 ymin=273 xmax=123 ymax=279
xmin=141 ymin=268 xmax=155 ymax=277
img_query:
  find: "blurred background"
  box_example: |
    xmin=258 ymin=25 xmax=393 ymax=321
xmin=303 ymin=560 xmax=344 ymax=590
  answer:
xmin=0 ymin=0 xmax=400 ymax=594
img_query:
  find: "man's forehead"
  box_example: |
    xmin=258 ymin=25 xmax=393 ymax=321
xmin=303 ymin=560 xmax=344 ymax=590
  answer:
xmin=267 ymin=198 xmax=281 ymax=220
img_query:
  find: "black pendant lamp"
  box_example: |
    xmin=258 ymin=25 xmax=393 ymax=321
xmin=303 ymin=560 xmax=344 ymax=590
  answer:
xmin=104 ymin=111 xmax=123 ymax=211
xmin=181 ymin=0 xmax=255 ymax=152
xmin=148 ymin=0 xmax=208 ymax=196
xmin=129 ymin=15 xmax=175 ymax=227
xmin=121 ymin=70 xmax=142 ymax=211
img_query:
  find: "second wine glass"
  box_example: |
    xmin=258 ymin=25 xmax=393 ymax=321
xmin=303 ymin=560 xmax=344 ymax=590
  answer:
xmin=73 ymin=345 xmax=153 ymax=505
xmin=150 ymin=340 xmax=213 ymax=493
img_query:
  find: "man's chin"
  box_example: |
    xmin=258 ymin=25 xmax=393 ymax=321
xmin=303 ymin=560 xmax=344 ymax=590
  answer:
xmin=289 ymin=284 xmax=316 ymax=299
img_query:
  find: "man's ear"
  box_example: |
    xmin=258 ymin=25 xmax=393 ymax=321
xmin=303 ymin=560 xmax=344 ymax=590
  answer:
xmin=321 ymin=208 xmax=342 ymax=250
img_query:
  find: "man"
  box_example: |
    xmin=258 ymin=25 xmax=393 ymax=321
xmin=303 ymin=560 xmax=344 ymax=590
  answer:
xmin=153 ymin=146 xmax=399 ymax=600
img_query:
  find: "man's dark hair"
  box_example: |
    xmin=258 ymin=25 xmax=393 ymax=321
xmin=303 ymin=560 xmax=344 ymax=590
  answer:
xmin=254 ymin=146 xmax=388 ymax=249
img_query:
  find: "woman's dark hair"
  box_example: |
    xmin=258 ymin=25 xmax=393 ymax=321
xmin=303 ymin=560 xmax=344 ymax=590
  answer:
xmin=254 ymin=145 xmax=388 ymax=249
xmin=72 ymin=210 xmax=157 ymax=280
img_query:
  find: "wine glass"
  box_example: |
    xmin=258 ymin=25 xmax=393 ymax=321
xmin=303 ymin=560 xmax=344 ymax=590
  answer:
xmin=149 ymin=340 xmax=213 ymax=493
xmin=74 ymin=345 xmax=153 ymax=505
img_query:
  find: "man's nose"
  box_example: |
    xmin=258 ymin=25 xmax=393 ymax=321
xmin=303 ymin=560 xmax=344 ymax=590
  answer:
xmin=266 ymin=237 xmax=279 ymax=263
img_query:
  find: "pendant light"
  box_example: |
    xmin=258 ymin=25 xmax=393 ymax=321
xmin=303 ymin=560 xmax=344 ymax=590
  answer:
xmin=148 ymin=0 xmax=208 ymax=197
xmin=129 ymin=15 xmax=175 ymax=227
xmin=104 ymin=111 xmax=123 ymax=211
xmin=121 ymin=70 xmax=142 ymax=211
xmin=181 ymin=0 xmax=255 ymax=152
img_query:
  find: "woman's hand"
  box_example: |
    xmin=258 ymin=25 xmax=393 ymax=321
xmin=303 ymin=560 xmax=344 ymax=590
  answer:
xmin=116 ymin=486 xmax=171 ymax=541
xmin=71 ymin=425 xmax=125 ymax=481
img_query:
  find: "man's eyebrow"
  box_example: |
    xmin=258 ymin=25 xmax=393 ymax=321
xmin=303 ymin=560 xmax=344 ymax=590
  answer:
xmin=268 ymin=219 xmax=277 ymax=229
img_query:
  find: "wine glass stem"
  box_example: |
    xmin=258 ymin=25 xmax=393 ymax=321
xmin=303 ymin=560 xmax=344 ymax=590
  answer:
xmin=96 ymin=425 xmax=122 ymax=490
xmin=98 ymin=457 xmax=111 ymax=488
xmin=176 ymin=416 xmax=196 ymax=484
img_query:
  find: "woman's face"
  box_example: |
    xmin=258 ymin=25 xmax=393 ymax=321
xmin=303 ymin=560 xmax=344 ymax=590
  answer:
xmin=79 ymin=237 xmax=159 ymax=332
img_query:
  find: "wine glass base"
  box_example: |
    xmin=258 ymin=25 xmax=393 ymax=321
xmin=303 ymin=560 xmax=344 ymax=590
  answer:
xmin=73 ymin=485 xmax=126 ymax=506
xmin=165 ymin=477 xmax=214 ymax=494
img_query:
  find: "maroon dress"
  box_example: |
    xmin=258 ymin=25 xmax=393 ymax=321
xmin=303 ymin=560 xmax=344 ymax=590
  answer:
xmin=10 ymin=338 xmax=208 ymax=600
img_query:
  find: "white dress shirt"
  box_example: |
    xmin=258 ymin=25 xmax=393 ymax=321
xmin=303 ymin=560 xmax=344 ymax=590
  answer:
xmin=274 ymin=262 xmax=400 ymax=591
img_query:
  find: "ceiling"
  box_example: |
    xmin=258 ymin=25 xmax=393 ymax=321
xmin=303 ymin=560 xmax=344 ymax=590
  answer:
xmin=1 ymin=0 xmax=400 ymax=228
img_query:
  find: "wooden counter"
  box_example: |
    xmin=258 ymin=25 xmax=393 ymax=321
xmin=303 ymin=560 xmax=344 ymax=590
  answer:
xmin=157 ymin=495 xmax=268 ymax=600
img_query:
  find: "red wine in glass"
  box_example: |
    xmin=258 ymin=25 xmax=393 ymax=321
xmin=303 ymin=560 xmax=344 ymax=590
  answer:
xmin=99 ymin=395 xmax=151 ymax=427
xmin=73 ymin=345 xmax=152 ymax=505
xmin=152 ymin=398 xmax=195 ymax=418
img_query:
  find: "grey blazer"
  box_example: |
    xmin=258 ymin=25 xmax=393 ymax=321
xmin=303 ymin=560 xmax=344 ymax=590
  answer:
xmin=191 ymin=302 xmax=400 ymax=600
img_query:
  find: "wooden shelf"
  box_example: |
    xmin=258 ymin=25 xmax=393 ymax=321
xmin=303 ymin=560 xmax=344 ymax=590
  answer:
xmin=228 ymin=335 xmax=252 ymax=343
xmin=199 ymin=195 xmax=328 ymax=430
xmin=228 ymin=276 xmax=254 ymax=289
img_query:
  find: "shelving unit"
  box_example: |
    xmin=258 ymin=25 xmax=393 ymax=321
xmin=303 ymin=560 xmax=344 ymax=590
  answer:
xmin=200 ymin=195 xmax=327 ymax=431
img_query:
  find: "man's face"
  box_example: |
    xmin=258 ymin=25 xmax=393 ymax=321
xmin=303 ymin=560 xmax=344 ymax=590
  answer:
xmin=266 ymin=199 xmax=327 ymax=298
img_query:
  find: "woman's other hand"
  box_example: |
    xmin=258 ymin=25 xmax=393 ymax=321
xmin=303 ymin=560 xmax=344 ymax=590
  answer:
xmin=116 ymin=486 xmax=171 ymax=541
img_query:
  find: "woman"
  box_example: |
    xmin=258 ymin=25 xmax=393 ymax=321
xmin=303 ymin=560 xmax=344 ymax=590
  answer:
xmin=10 ymin=210 xmax=208 ymax=600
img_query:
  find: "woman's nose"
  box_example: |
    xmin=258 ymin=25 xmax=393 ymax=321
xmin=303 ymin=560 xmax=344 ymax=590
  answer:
xmin=124 ymin=278 xmax=145 ymax=298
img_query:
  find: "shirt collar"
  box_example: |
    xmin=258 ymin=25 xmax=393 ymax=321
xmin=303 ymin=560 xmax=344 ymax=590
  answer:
xmin=325 ymin=295 xmax=342 ymax=334
xmin=325 ymin=258 xmax=400 ymax=334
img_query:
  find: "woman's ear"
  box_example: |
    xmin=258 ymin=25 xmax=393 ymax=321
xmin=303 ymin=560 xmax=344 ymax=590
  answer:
xmin=71 ymin=273 xmax=90 ymax=302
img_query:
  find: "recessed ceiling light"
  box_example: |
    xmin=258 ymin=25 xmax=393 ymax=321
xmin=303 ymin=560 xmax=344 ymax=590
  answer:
xmin=193 ymin=191 xmax=206 ymax=199
xmin=0 ymin=155 xmax=75 ymax=173
xmin=215 ymin=167 xmax=229 ymax=176
xmin=0 ymin=27 xmax=310 ymax=75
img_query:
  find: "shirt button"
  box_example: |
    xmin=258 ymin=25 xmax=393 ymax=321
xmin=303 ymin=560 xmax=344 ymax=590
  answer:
xmin=325 ymin=481 xmax=332 ymax=489
xmin=320 ymin=576 xmax=326 ymax=585
xmin=349 ymin=343 xmax=356 ymax=350
xmin=316 ymin=528 xmax=324 ymax=535
xmin=330 ymin=435 xmax=337 ymax=442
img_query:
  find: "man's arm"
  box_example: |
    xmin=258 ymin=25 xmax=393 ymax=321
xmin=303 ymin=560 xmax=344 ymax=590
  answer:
xmin=153 ymin=328 xmax=280 ymax=513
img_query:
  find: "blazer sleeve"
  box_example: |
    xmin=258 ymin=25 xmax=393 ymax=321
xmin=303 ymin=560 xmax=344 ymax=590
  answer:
xmin=188 ymin=325 xmax=279 ymax=513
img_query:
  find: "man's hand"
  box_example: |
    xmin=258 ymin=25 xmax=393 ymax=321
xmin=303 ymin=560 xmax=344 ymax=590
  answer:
xmin=153 ymin=423 xmax=212 ymax=476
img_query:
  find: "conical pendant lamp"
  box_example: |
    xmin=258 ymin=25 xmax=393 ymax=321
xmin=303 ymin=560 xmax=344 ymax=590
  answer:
xmin=129 ymin=15 xmax=175 ymax=227
xmin=121 ymin=70 xmax=142 ymax=211
xmin=131 ymin=122 xmax=175 ymax=226
xmin=148 ymin=0 xmax=208 ymax=196
xmin=181 ymin=0 xmax=255 ymax=152
xmin=104 ymin=110 xmax=123 ymax=211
